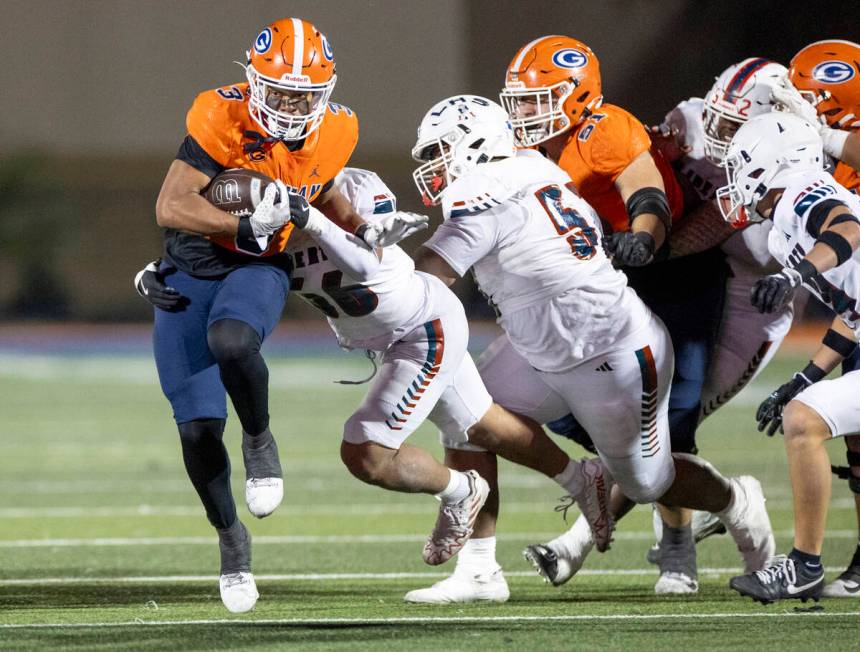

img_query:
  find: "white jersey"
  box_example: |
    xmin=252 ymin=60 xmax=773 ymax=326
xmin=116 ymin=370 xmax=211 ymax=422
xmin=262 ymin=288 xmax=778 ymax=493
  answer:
xmin=664 ymin=97 xmax=780 ymax=276
xmin=768 ymin=169 xmax=860 ymax=337
xmin=423 ymin=149 xmax=648 ymax=372
xmin=285 ymin=168 xmax=433 ymax=351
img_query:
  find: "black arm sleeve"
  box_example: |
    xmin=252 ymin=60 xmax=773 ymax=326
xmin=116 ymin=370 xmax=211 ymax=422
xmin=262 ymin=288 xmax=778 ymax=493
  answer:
xmin=176 ymin=135 xmax=225 ymax=179
xmin=805 ymin=198 xmax=849 ymax=238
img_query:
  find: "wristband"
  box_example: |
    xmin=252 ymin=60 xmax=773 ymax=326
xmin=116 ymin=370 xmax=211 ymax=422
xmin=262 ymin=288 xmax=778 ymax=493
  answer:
xmin=793 ymin=258 xmax=818 ymax=283
xmin=626 ymin=187 xmax=671 ymax=234
xmin=823 ymin=327 xmax=858 ymax=357
xmin=797 ymin=361 xmax=826 ymax=385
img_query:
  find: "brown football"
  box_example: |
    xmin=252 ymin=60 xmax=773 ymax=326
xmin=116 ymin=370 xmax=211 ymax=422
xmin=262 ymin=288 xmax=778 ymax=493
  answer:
xmin=202 ymin=168 xmax=276 ymax=217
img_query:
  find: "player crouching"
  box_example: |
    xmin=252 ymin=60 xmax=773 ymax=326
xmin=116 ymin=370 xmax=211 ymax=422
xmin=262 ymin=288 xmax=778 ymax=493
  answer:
xmin=717 ymin=111 xmax=860 ymax=604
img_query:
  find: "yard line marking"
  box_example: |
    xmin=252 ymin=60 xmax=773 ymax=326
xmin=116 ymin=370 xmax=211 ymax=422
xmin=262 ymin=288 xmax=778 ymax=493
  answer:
xmin=1 ymin=530 xmax=856 ymax=548
xmin=0 ymin=566 xmax=851 ymax=586
xmin=1 ymin=498 xmax=855 ymax=519
xmin=3 ymin=612 xmax=859 ymax=629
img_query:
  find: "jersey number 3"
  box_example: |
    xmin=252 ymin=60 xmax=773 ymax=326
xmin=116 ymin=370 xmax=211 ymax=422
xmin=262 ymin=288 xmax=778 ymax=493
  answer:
xmin=535 ymin=184 xmax=598 ymax=260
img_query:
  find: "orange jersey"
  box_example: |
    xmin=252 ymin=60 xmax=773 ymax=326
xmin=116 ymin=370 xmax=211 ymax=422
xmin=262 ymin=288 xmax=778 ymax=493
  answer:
xmin=835 ymin=160 xmax=860 ymax=194
xmin=185 ymin=83 xmax=358 ymax=256
xmin=556 ymin=103 xmax=684 ymax=233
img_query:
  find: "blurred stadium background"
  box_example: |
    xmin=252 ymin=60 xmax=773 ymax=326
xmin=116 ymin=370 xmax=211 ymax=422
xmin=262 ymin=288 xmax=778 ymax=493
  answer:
xmin=0 ymin=0 xmax=855 ymax=322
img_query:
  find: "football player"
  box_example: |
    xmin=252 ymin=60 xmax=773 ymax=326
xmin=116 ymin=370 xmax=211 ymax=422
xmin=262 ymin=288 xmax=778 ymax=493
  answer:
xmin=769 ymin=39 xmax=860 ymax=597
xmin=716 ymin=111 xmax=860 ymax=604
xmin=139 ymin=166 xmax=618 ymax=604
xmin=433 ymin=36 xmax=756 ymax=597
xmin=411 ymin=95 xmax=774 ymax=599
xmin=140 ymin=17 xmax=415 ymax=613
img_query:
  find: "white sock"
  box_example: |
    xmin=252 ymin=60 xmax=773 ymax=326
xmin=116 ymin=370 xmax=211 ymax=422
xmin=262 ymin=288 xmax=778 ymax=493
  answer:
xmin=456 ymin=536 xmax=499 ymax=573
xmin=554 ymin=459 xmax=583 ymax=496
xmin=550 ymin=512 xmax=593 ymax=556
xmin=716 ymin=478 xmax=740 ymax=520
xmin=436 ymin=469 xmax=471 ymax=504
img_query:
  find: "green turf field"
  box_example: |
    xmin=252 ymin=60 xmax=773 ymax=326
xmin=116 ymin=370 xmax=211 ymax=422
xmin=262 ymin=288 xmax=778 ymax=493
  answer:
xmin=1 ymin=347 xmax=859 ymax=650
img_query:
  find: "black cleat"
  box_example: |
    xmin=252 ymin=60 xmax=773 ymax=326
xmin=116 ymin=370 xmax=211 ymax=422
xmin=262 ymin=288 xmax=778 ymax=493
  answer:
xmin=730 ymin=554 xmax=823 ymax=605
xmin=523 ymin=544 xmax=568 ymax=587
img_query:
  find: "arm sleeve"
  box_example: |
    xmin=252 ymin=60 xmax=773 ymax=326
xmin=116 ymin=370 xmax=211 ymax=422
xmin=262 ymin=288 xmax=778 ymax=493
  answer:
xmin=422 ymin=211 xmax=502 ymax=277
xmin=175 ymin=135 xmax=225 ymax=179
xmin=805 ymin=198 xmax=850 ymax=238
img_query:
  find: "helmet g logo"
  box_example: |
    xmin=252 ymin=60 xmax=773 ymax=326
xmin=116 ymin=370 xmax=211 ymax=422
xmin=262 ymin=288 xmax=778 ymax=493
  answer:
xmin=812 ymin=60 xmax=855 ymax=84
xmin=552 ymin=48 xmax=588 ymax=70
xmin=321 ymin=35 xmax=334 ymax=61
xmin=254 ymin=28 xmax=272 ymax=55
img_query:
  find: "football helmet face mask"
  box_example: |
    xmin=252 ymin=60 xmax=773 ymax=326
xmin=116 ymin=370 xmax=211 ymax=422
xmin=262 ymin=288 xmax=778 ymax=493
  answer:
xmin=716 ymin=112 xmax=824 ymax=228
xmin=702 ymin=58 xmax=787 ymax=164
xmin=788 ymin=39 xmax=860 ymax=130
xmin=244 ymin=17 xmax=337 ymax=141
xmin=500 ymin=36 xmax=602 ymax=147
xmin=412 ymin=96 xmax=516 ymax=206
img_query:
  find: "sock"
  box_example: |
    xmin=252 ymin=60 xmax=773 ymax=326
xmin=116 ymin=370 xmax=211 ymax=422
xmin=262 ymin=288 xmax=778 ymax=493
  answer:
xmin=849 ymin=539 xmax=860 ymax=568
xmin=436 ymin=469 xmax=471 ymax=504
xmin=715 ymin=478 xmax=740 ymax=520
xmin=456 ymin=537 xmax=499 ymax=573
xmin=662 ymin=523 xmax=694 ymax=548
xmin=553 ymin=459 xmax=582 ymax=496
xmin=790 ymin=547 xmax=823 ymax=574
xmin=551 ymin=512 xmax=593 ymax=556
xmin=217 ymin=519 xmax=251 ymax=574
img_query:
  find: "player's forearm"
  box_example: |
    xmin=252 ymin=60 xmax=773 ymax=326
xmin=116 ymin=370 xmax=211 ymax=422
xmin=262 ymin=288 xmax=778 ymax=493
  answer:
xmin=155 ymin=190 xmax=239 ymax=236
xmin=801 ymin=221 xmax=860 ymax=276
xmin=301 ymin=206 xmax=380 ymax=281
xmin=840 ymin=132 xmax=860 ymax=171
xmin=629 ymin=213 xmax=666 ymax=250
xmin=811 ymin=316 xmax=858 ymax=374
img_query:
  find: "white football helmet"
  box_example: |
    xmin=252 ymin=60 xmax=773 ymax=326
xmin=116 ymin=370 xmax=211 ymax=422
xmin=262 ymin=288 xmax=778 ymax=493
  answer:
xmin=412 ymin=95 xmax=516 ymax=205
xmin=703 ymin=58 xmax=787 ymax=163
xmin=716 ymin=112 xmax=824 ymax=227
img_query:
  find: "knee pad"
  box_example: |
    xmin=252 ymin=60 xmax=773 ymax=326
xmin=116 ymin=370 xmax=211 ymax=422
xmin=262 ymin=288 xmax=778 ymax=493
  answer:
xmin=207 ymin=319 xmax=261 ymax=364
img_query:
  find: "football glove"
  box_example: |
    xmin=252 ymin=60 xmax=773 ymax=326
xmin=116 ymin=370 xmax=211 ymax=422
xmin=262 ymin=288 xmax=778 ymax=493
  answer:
xmin=249 ymin=181 xmax=296 ymax=238
xmin=357 ymin=211 xmax=430 ymax=248
xmin=134 ymin=260 xmax=187 ymax=311
xmin=604 ymin=231 xmax=655 ymax=267
xmin=755 ymin=372 xmax=814 ymax=436
xmin=750 ymin=267 xmax=802 ymax=313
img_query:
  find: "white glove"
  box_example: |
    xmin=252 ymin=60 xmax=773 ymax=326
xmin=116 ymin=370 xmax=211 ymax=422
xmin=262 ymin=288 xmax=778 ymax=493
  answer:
xmin=249 ymin=180 xmax=292 ymax=238
xmin=772 ymin=74 xmax=849 ymax=158
xmin=359 ymin=211 xmax=430 ymax=248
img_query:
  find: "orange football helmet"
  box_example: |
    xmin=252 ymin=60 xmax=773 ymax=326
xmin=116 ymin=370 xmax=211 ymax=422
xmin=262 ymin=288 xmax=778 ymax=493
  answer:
xmin=244 ymin=17 xmax=337 ymax=141
xmin=500 ymin=35 xmax=603 ymax=147
xmin=788 ymin=39 xmax=860 ymax=131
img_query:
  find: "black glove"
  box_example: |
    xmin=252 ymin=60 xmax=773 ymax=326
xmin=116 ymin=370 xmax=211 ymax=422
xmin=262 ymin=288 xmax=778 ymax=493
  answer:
xmin=604 ymin=231 xmax=655 ymax=267
xmin=134 ymin=260 xmax=188 ymax=311
xmin=755 ymin=365 xmax=823 ymax=436
xmin=750 ymin=267 xmax=802 ymax=314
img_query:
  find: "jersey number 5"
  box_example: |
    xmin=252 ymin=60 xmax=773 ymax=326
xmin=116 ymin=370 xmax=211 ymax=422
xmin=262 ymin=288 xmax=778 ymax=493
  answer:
xmin=535 ymin=184 xmax=598 ymax=260
xmin=295 ymin=270 xmax=379 ymax=319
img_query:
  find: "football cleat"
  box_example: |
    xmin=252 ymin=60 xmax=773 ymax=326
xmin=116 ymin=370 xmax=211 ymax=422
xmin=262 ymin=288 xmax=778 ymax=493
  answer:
xmin=219 ymin=572 xmax=259 ymax=613
xmin=556 ymin=458 xmax=614 ymax=553
xmin=423 ymin=470 xmax=490 ymax=566
xmin=647 ymin=508 xmax=727 ymax=564
xmin=523 ymin=513 xmax=594 ymax=587
xmin=730 ymin=554 xmax=823 ymax=605
xmin=654 ymin=526 xmax=698 ymax=595
xmin=404 ymin=567 xmax=509 ymax=603
xmin=718 ymin=476 xmax=776 ymax=573
xmin=243 ymin=430 xmax=283 ymax=518
xmin=822 ymin=564 xmax=860 ymax=598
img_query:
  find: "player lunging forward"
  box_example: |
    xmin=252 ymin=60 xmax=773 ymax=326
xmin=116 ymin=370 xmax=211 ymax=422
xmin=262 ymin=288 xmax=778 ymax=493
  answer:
xmin=715 ymin=111 xmax=860 ymax=604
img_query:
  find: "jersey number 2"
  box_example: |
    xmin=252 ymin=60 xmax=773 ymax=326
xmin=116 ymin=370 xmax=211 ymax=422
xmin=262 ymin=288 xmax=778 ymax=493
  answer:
xmin=535 ymin=184 xmax=598 ymax=260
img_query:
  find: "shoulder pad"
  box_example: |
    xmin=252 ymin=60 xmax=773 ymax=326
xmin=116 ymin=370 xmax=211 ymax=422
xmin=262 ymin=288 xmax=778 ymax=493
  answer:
xmin=788 ymin=173 xmax=840 ymax=217
xmin=186 ymin=85 xmax=248 ymax=166
xmin=442 ymin=163 xmax=520 ymax=219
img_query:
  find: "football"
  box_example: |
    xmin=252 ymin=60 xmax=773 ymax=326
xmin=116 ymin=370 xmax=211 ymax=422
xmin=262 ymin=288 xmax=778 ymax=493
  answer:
xmin=202 ymin=168 xmax=276 ymax=217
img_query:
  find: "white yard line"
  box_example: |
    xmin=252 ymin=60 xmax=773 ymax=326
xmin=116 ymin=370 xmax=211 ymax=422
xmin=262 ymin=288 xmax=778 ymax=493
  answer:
xmin=0 ymin=530 xmax=856 ymax=548
xmin=0 ymin=567 xmax=850 ymax=586
xmin=2 ymin=612 xmax=858 ymax=629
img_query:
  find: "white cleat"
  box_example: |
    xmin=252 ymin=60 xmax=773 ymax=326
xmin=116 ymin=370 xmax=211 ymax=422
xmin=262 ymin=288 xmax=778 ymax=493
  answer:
xmin=719 ymin=476 xmax=776 ymax=573
xmin=822 ymin=565 xmax=860 ymax=597
xmin=563 ymin=458 xmax=614 ymax=552
xmin=423 ymin=470 xmax=490 ymax=566
xmin=404 ymin=568 xmax=509 ymax=603
xmin=523 ymin=513 xmax=594 ymax=587
xmin=219 ymin=572 xmax=259 ymax=613
xmin=654 ymin=571 xmax=699 ymax=595
xmin=245 ymin=477 xmax=284 ymax=519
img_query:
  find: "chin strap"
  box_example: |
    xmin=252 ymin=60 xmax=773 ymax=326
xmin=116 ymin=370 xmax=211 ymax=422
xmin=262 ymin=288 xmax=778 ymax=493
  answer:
xmin=832 ymin=449 xmax=860 ymax=495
